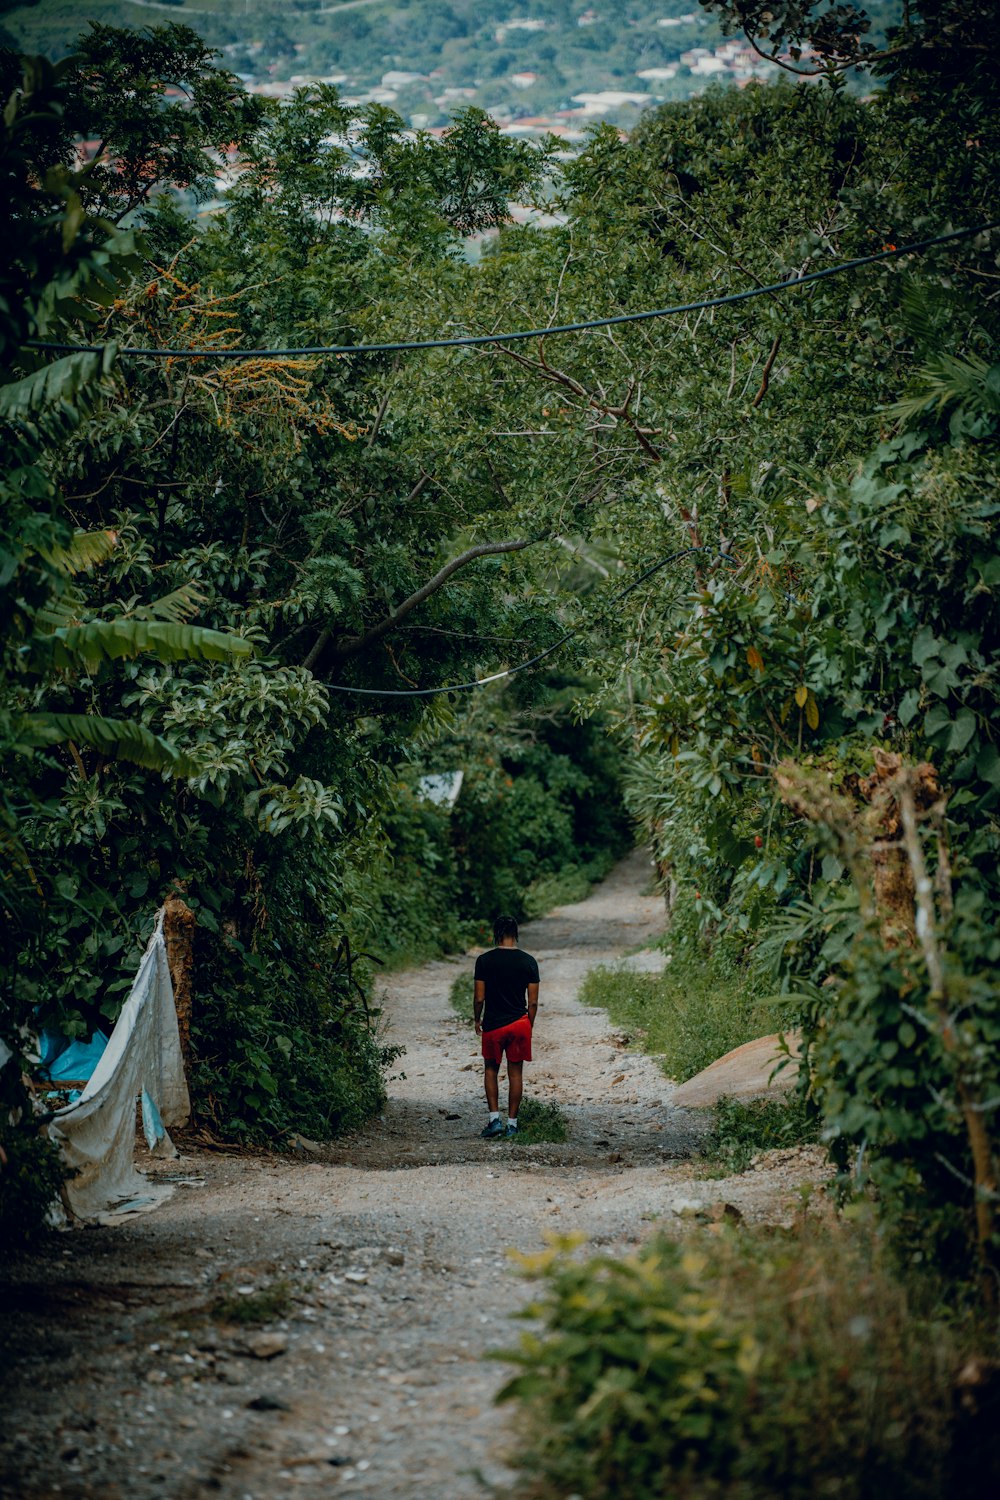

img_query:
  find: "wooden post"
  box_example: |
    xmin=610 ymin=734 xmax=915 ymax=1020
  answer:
xmin=162 ymin=893 xmax=196 ymax=1065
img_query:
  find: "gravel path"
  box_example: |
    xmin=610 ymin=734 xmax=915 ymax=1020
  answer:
xmin=0 ymin=851 xmax=823 ymax=1500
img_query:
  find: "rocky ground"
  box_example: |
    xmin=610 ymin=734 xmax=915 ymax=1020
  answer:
xmin=0 ymin=851 xmax=827 ymax=1500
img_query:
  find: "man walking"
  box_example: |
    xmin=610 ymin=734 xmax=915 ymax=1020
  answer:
xmin=474 ymin=915 xmax=539 ymax=1139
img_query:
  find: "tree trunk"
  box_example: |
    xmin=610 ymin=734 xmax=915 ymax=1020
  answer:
xmin=858 ymin=749 xmax=939 ymax=946
xmin=162 ymin=893 xmax=196 ymax=1065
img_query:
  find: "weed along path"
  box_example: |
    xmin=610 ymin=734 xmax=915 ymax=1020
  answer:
xmin=0 ymin=852 xmax=823 ymax=1500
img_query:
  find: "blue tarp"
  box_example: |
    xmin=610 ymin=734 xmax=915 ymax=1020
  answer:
xmin=39 ymin=1029 xmax=110 ymax=1082
xmin=38 ymin=1030 xmax=109 ymax=1104
xmin=140 ymin=1088 xmax=168 ymax=1151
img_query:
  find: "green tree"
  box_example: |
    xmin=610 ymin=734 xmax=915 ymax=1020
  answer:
xmin=0 ymin=50 xmax=255 ymax=1242
xmin=1 ymin=28 xmax=624 ymax=1170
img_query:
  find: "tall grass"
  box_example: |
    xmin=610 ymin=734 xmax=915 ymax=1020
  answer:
xmin=579 ymin=954 xmax=786 ymax=1082
xmin=522 ymin=853 xmax=618 ymax=918
xmin=701 ymin=1094 xmax=819 ymax=1174
xmin=450 ymin=969 xmax=473 ymax=1022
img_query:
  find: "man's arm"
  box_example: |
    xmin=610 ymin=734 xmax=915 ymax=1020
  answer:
xmin=474 ymin=978 xmax=486 ymax=1036
xmin=527 ymin=982 xmax=539 ymax=1029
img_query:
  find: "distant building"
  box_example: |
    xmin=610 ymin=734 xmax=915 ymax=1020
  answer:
xmin=382 ymin=70 xmax=424 ymax=88
xmin=288 ymin=73 xmax=348 ymax=88
xmin=510 ymin=71 xmax=540 ymax=89
xmin=636 ymin=66 xmax=678 ymax=81
xmin=495 ymin=18 xmax=548 ymax=42
xmin=571 ymin=90 xmax=653 ymax=114
xmin=247 ymin=80 xmax=296 ymax=98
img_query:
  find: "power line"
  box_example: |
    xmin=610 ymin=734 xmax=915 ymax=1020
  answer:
xmin=25 ymin=222 xmax=997 ymax=362
xmin=324 ymin=544 xmax=730 ymax=697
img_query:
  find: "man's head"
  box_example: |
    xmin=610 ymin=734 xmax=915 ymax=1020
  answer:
xmin=493 ymin=915 xmax=519 ymax=947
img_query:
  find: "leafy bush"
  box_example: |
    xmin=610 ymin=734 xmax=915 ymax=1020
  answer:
xmin=700 ymin=1094 xmax=818 ymax=1176
xmin=498 ymin=1222 xmax=990 ymax=1500
xmin=803 ymin=903 xmax=1000 ymax=1284
xmin=0 ymin=1116 xmax=67 ymax=1255
xmin=193 ymin=1002 xmax=395 ymax=1144
xmin=359 ymin=785 xmax=473 ymax=966
xmin=211 ymin=1280 xmax=291 ymax=1325
xmin=510 ymin=1098 xmax=568 ymax=1145
xmin=191 ymin=916 xmax=399 ymax=1143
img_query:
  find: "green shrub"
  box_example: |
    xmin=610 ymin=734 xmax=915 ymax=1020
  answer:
xmin=192 ymin=923 xmax=399 ymax=1143
xmin=498 ymin=1222 xmax=986 ymax=1500
xmin=700 ymin=1094 xmax=819 ymax=1175
xmin=211 ymin=1280 xmax=291 ymax=1325
xmin=0 ymin=1114 xmax=67 ymax=1255
xmin=366 ymin=696 xmax=634 ymax=966
xmin=361 ymin=787 xmax=473 ymax=966
xmin=193 ymin=1001 xmax=396 ymax=1143
xmin=510 ymin=1098 xmax=568 ymax=1145
xmin=449 ymin=969 xmax=472 ymax=1022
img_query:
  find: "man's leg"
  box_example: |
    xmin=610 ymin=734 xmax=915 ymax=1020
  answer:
xmin=507 ymin=1060 xmax=523 ymax=1123
xmin=481 ymin=1060 xmax=504 ymax=1138
xmin=484 ymin=1060 xmax=500 ymax=1113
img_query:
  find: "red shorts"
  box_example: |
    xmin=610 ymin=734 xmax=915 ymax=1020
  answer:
xmin=481 ymin=1015 xmax=532 ymax=1065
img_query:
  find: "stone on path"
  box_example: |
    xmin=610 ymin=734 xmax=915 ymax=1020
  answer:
xmin=242 ymin=1331 xmax=288 ymax=1360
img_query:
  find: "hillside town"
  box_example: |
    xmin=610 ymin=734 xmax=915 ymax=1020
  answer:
xmin=225 ymin=11 xmax=784 ymax=139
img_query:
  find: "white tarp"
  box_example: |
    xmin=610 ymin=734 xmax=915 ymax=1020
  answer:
xmin=417 ymin=770 xmax=464 ymax=808
xmin=48 ymin=911 xmax=190 ymax=1221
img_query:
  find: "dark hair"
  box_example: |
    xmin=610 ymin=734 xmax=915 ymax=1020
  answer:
xmin=493 ymin=915 xmax=519 ymax=946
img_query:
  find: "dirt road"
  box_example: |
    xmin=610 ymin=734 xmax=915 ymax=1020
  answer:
xmin=0 ymin=852 xmax=821 ymax=1500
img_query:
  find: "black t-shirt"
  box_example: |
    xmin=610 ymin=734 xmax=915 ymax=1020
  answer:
xmin=474 ymin=946 xmax=539 ymax=1032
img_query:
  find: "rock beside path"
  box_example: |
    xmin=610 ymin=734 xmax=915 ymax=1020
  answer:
xmin=670 ymin=1031 xmax=802 ymax=1108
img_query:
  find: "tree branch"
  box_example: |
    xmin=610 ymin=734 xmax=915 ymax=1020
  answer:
xmin=751 ymin=333 xmax=782 ymax=409
xmin=739 ymin=23 xmax=875 ymax=76
xmin=495 ymin=340 xmax=664 ymax=462
xmin=896 ymin=770 xmax=997 ymax=1307
xmin=319 ymin=538 xmax=532 ymax=668
xmin=366 ymin=356 xmax=400 ymax=447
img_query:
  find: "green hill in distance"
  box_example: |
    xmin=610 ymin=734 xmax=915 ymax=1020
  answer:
xmin=1 ymin=0 xmax=902 ymax=130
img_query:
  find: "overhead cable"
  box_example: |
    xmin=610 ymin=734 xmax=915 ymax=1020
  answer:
xmin=324 ymin=544 xmax=731 ymax=697
xmin=25 ymin=222 xmax=997 ymax=362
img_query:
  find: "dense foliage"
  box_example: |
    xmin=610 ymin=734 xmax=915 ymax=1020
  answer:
xmin=0 ymin=47 xmax=256 ymax=1221
xmin=369 ymin=685 xmax=631 ymax=962
xmin=499 ymin=1223 xmax=995 ymax=1499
